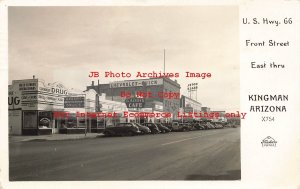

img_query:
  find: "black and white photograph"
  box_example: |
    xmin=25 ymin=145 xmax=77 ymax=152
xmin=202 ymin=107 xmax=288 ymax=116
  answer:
xmin=1 ymin=1 xmax=299 ymax=189
xmin=8 ymin=6 xmax=240 ymax=181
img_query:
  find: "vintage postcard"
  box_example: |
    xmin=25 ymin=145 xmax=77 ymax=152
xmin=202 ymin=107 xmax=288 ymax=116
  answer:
xmin=0 ymin=1 xmax=299 ymax=189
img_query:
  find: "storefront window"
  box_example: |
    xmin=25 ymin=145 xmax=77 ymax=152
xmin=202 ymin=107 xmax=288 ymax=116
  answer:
xmin=66 ymin=113 xmax=77 ymax=128
xmin=106 ymin=118 xmax=113 ymax=127
xmin=78 ymin=117 xmax=86 ymax=128
xmin=97 ymin=118 xmax=105 ymax=129
xmin=38 ymin=111 xmax=52 ymax=129
xmin=91 ymin=118 xmax=97 ymax=129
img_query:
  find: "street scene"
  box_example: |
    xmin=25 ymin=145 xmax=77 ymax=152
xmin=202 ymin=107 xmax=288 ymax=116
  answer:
xmin=10 ymin=127 xmax=240 ymax=181
xmin=8 ymin=7 xmax=240 ymax=181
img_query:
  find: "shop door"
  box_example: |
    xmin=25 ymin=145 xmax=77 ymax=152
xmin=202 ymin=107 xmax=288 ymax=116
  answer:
xmin=53 ymin=118 xmax=61 ymax=134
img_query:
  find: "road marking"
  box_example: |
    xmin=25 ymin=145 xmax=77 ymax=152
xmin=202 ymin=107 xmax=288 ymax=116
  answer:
xmin=161 ymin=132 xmax=217 ymax=146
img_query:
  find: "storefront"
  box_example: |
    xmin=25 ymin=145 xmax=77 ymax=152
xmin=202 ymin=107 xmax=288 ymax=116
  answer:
xmin=8 ymin=78 xmax=101 ymax=135
xmin=86 ymin=78 xmax=181 ymax=119
xmin=180 ymin=95 xmax=202 ymax=121
xmin=16 ymin=110 xmax=52 ymax=135
xmin=90 ymin=93 xmax=128 ymax=133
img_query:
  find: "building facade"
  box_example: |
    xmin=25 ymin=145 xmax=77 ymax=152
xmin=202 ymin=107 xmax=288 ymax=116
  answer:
xmin=211 ymin=110 xmax=226 ymax=122
xmin=201 ymin=107 xmax=211 ymax=113
xmin=180 ymin=95 xmax=202 ymax=113
xmin=87 ymin=78 xmax=181 ymax=121
xmin=179 ymin=95 xmax=202 ymax=120
xmin=8 ymin=78 xmax=127 ymax=135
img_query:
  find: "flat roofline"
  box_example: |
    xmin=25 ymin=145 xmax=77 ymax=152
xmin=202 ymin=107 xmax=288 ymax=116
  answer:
xmin=10 ymin=78 xmax=39 ymax=85
xmin=88 ymin=77 xmax=181 ymax=88
xmin=181 ymin=95 xmax=201 ymax=105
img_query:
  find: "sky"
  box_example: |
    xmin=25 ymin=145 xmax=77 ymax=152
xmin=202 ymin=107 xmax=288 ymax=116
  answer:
xmin=9 ymin=6 xmax=239 ymax=112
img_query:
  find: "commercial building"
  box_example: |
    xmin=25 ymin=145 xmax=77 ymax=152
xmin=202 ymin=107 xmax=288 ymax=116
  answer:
xmin=211 ymin=110 xmax=226 ymax=122
xmin=179 ymin=95 xmax=202 ymax=120
xmin=211 ymin=110 xmax=226 ymax=117
xmin=180 ymin=95 xmax=202 ymax=113
xmin=91 ymin=93 xmax=128 ymax=133
xmin=8 ymin=77 xmax=127 ymax=135
xmin=201 ymin=107 xmax=211 ymax=113
xmin=87 ymin=78 xmax=181 ymax=122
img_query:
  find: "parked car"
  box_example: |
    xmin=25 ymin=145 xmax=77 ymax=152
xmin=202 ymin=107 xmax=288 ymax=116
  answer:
xmin=103 ymin=123 xmax=141 ymax=136
xmin=215 ymin=123 xmax=224 ymax=129
xmin=171 ymin=122 xmax=180 ymax=131
xmin=206 ymin=122 xmax=215 ymax=129
xmin=225 ymin=123 xmax=234 ymax=128
xmin=156 ymin=123 xmax=171 ymax=133
xmin=199 ymin=122 xmax=209 ymax=130
xmin=172 ymin=122 xmax=191 ymax=132
xmin=185 ymin=122 xmax=194 ymax=131
xmin=212 ymin=122 xmax=222 ymax=129
xmin=133 ymin=123 xmax=151 ymax=134
xmin=142 ymin=123 xmax=160 ymax=134
xmin=161 ymin=123 xmax=173 ymax=131
xmin=192 ymin=123 xmax=205 ymax=130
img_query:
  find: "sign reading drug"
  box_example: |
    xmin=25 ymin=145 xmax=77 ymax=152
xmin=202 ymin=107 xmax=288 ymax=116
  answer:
xmin=125 ymin=98 xmax=145 ymax=108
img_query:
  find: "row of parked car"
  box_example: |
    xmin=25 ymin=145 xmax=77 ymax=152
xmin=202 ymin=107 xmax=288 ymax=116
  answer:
xmin=103 ymin=121 xmax=237 ymax=137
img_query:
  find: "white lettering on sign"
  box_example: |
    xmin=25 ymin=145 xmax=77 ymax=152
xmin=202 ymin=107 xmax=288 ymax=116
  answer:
xmin=128 ymin=103 xmax=144 ymax=108
xmin=110 ymin=79 xmax=163 ymax=88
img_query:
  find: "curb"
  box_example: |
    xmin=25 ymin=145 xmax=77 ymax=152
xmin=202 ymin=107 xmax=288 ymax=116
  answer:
xmin=10 ymin=134 xmax=103 ymax=143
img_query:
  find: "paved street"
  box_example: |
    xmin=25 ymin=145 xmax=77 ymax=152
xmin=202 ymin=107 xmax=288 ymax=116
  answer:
xmin=9 ymin=128 xmax=240 ymax=181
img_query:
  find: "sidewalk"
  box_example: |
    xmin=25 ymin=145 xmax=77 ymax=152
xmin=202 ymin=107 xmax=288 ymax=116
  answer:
xmin=9 ymin=133 xmax=102 ymax=143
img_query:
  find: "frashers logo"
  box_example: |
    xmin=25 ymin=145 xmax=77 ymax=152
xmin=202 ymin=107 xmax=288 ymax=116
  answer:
xmin=261 ymin=136 xmax=277 ymax=147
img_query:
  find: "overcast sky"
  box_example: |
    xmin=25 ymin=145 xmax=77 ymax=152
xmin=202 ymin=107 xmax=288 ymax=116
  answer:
xmin=9 ymin=6 xmax=239 ymax=111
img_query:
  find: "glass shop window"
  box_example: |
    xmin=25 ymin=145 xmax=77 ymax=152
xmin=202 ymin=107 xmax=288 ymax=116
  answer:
xmin=38 ymin=111 xmax=52 ymax=129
